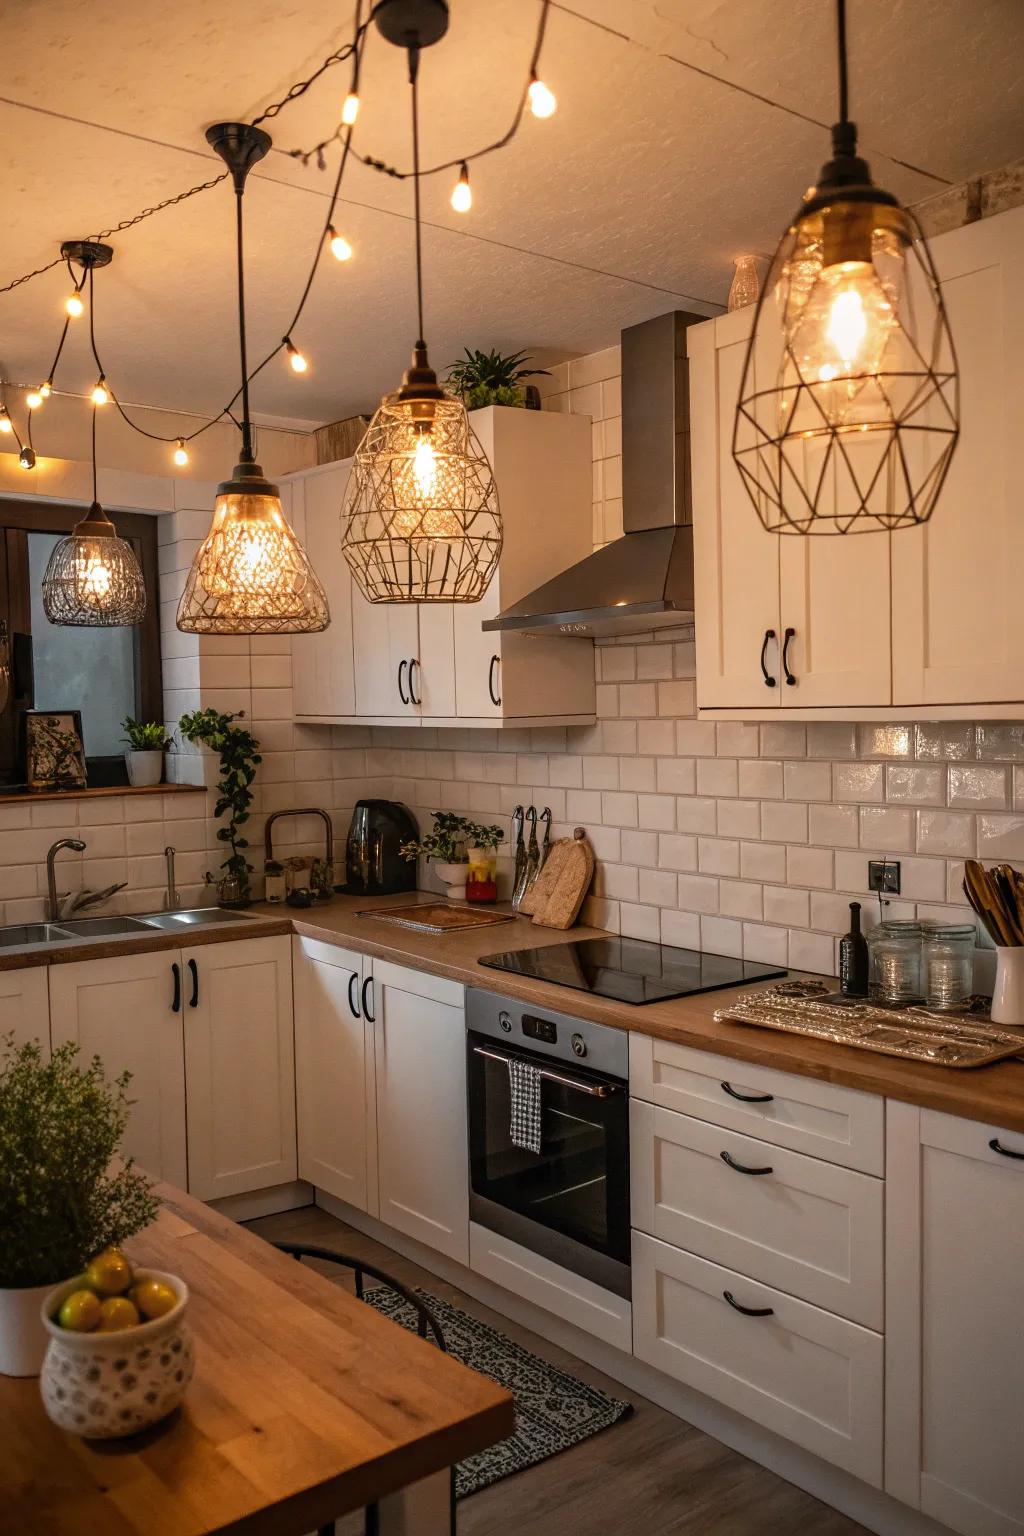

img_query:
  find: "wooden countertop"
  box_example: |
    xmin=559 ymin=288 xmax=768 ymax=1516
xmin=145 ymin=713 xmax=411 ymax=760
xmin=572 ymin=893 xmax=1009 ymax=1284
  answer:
xmin=0 ymin=1184 xmax=513 ymax=1535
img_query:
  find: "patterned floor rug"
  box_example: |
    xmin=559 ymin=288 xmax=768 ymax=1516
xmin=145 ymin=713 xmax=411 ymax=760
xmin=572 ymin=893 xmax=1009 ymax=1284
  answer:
xmin=364 ymin=1286 xmax=632 ymax=1498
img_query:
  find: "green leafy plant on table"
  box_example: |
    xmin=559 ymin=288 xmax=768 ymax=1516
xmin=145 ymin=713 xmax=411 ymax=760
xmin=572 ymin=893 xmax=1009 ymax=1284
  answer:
xmin=445 ymin=348 xmax=550 ymax=410
xmin=121 ymin=717 xmax=170 ymax=751
xmin=179 ymin=707 xmax=261 ymax=906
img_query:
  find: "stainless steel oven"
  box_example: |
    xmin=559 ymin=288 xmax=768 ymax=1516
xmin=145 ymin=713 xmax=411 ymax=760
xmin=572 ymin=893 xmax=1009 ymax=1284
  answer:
xmin=466 ymin=988 xmax=630 ymax=1299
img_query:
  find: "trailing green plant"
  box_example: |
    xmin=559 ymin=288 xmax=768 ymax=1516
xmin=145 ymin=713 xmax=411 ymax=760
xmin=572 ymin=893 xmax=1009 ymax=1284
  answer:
xmin=179 ymin=708 xmax=261 ymax=898
xmin=445 ymin=348 xmax=550 ymax=410
xmin=400 ymin=811 xmax=475 ymax=865
xmin=0 ymin=1036 xmax=159 ymax=1289
xmin=466 ymin=822 xmax=505 ymax=852
xmin=121 ymin=716 xmax=170 ymax=752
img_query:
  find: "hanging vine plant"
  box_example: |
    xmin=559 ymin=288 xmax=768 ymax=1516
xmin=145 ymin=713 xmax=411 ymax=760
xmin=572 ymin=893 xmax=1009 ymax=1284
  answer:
xmin=179 ymin=708 xmax=261 ymax=907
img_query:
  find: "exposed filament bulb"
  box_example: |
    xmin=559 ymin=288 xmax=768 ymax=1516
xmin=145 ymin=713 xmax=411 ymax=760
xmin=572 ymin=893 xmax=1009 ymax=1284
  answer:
xmin=341 ymin=92 xmax=360 ymax=126
xmin=91 ymin=376 xmax=110 ymax=406
xmin=285 ymin=338 xmax=308 ymax=374
xmin=412 ymin=432 xmax=437 ymax=497
xmin=450 ymin=163 xmax=472 ymax=213
xmin=528 ymin=73 xmax=557 ymax=118
xmin=328 ymin=225 xmax=353 ymax=261
xmin=66 ymin=290 xmax=85 ymax=318
xmin=173 ymin=439 xmax=189 ymax=467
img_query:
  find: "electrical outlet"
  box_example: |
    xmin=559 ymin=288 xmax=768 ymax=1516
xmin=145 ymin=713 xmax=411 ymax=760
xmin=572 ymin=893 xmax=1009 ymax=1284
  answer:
xmin=868 ymin=859 xmax=901 ymax=895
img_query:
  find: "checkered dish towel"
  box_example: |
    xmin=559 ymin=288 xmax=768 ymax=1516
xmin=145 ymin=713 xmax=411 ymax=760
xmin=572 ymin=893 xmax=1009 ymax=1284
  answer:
xmin=508 ymin=1057 xmax=543 ymax=1154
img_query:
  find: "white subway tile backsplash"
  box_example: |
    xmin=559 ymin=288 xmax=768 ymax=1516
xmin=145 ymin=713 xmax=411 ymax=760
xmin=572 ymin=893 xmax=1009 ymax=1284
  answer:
xmin=700 ymin=915 xmax=743 ymax=957
xmin=789 ymin=929 xmax=836 ymax=974
xmin=738 ymin=759 xmax=784 ymax=799
xmin=917 ymin=810 xmax=976 ymax=856
xmin=948 ymin=765 xmax=1009 ymax=808
xmin=658 ymin=680 xmax=697 ymax=717
xmin=619 ymin=758 xmax=656 ymax=793
xmin=676 ymin=797 xmax=717 ymax=834
xmin=697 ymin=837 xmax=740 ymax=877
xmin=761 ymin=800 xmax=808 ymax=844
xmin=975 ymin=724 xmax=1024 ymax=761
xmin=720 ymin=880 xmax=763 ymax=921
xmin=716 ymin=722 xmax=760 ymax=758
xmin=805 ymin=723 xmax=857 ymax=759
xmin=740 ymin=840 xmax=787 ymax=883
xmin=858 ymin=724 xmax=913 ymax=759
xmin=659 ymin=833 xmax=698 ymax=871
xmin=786 ymin=845 xmax=833 ymax=889
xmin=656 ymin=757 xmax=696 ymax=795
xmin=783 ymin=761 xmax=832 ymax=802
xmin=637 ymin=795 xmax=676 ymax=831
xmin=763 ymin=884 xmax=810 ymax=927
xmin=676 ymin=720 xmax=717 ymax=756
xmin=639 ymin=868 xmax=680 ymax=907
xmin=696 ymin=758 xmax=738 ymax=797
xmin=808 ymin=803 xmax=859 ymax=848
xmin=832 ymin=762 xmax=885 ymax=803
xmin=660 ymin=908 xmax=701 ymax=948
xmin=622 ymin=830 xmax=658 ymax=866
xmin=716 ymin=799 xmax=761 ymax=840
xmin=916 ymin=723 xmax=975 ymax=761
xmin=886 ymin=765 xmax=946 ymax=804
xmin=638 ymin=720 xmax=676 ymax=756
xmin=859 ymin=805 xmax=914 ymax=852
xmin=977 ymin=814 xmax=1024 ymax=859
xmin=760 ymin=723 xmax=806 ymax=758
xmin=743 ymin=923 xmax=789 ymax=965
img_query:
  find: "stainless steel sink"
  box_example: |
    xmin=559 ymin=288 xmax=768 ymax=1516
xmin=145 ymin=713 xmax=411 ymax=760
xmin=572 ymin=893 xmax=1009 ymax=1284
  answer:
xmin=141 ymin=908 xmax=252 ymax=930
xmin=0 ymin=923 xmax=72 ymax=948
xmin=56 ymin=916 xmax=155 ymax=937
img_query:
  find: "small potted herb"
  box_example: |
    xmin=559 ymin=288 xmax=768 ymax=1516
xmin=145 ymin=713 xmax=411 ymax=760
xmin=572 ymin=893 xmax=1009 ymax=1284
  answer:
xmin=121 ymin=716 xmax=169 ymax=788
xmin=446 ymin=348 xmax=550 ymax=410
xmin=400 ymin=811 xmax=476 ymax=900
xmin=179 ymin=708 xmax=261 ymax=907
xmin=0 ymin=1036 xmax=159 ymax=1377
xmin=466 ymin=822 xmax=505 ymax=904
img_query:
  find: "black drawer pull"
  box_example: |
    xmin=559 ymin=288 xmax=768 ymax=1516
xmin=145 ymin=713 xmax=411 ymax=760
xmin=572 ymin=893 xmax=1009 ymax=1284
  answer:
xmin=348 ymin=972 xmax=361 ymax=1018
xmin=760 ymin=628 xmax=777 ymax=687
xmin=721 ymin=1149 xmax=773 ymax=1176
xmin=187 ymin=957 xmax=199 ymax=1008
xmin=723 ymin=1289 xmax=775 ymax=1318
xmin=408 ymin=658 xmax=421 ymax=706
xmin=361 ymin=975 xmax=375 ymax=1023
xmin=397 ymin=658 xmax=409 ymax=706
xmin=990 ymin=1137 xmax=1024 ymax=1161
xmin=721 ymin=1080 xmax=774 ymax=1104
xmin=782 ymin=626 xmax=797 ymax=686
xmin=170 ymin=962 xmax=181 ymax=1013
xmin=488 ymin=653 xmax=501 ymax=707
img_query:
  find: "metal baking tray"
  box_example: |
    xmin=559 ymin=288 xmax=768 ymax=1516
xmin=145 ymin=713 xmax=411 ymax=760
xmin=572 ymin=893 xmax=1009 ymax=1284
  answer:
xmin=715 ymin=986 xmax=1024 ymax=1068
xmin=356 ymin=903 xmax=516 ymax=934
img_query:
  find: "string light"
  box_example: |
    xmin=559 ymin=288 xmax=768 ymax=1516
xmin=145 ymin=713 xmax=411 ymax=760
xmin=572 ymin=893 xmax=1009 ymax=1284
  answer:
xmin=25 ymin=388 xmax=44 ymax=410
xmin=173 ymin=438 xmax=189 ymax=467
xmin=40 ymin=381 xmax=52 ymax=399
xmin=528 ymin=71 xmax=557 ymax=118
xmin=0 ymin=409 xmax=12 ymax=435
xmin=285 ymin=337 xmax=308 ymax=373
xmin=328 ymin=224 xmax=354 ymax=261
xmin=19 ymin=446 xmax=36 ymax=470
xmin=341 ymin=91 xmax=360 ymax=126
xmin=450 ymin=162 xmax=472 ymax=213
xmin=65 ymin=290 xmax=85 ymax=318
xmin=91 ymin=375 xmax=110 ymax=405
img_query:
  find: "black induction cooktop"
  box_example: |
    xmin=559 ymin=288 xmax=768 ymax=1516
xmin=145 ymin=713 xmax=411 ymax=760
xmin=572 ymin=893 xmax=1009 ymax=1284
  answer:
xmin=478 ymin=936 xmax=787 ymax=1006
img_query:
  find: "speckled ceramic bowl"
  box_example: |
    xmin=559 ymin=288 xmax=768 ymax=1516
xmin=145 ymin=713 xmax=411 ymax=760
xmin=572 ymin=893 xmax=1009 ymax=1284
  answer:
xmin=40 ymin=1269 xmax=194 ymax=1438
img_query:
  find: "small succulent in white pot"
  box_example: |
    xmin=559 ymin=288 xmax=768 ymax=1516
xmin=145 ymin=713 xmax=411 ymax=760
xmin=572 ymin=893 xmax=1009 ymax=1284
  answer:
xmin=0 ymin=1036 xmax=159 ymax=1376
xmin=400 ymin=811 xmax=475 ymax=900
xmin=121 ymin=716 xmax=169 ymax=787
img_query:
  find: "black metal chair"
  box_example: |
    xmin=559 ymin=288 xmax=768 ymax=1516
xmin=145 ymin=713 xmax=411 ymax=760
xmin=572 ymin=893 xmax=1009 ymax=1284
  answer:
xmin=274 ymin=1242 xmax=455 ymax=1536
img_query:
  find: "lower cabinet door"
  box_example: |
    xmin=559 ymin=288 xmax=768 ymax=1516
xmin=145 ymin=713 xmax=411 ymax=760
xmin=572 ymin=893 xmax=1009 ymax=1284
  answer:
xmin=632 ymin=1231 xmax=884 ymax=1486
xmin=49 ymin=952 xmax=187 ymax=1187
xmin=1 ymin=965 xmax=50 ymax=1052
xmin=183 ymin=937 xmax=296 ymax=1200
xmin=373 ymin=960 xmax=468 ymax=1263
xmin=293 ymin=936 xmax=373 ymax=1211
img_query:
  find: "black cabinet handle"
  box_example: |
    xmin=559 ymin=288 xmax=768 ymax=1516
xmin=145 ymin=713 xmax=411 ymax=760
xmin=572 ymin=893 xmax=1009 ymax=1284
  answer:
xmin=990 ymin=1137 xmax=1024 ymax=1161
xmin=361 ymin=975 xmax=375 ymax=1023
xmin=488 ymin=654 xmax=501 ymax=707
xmin=408 ymin=657 xmax=421 ymax=706
xmin=348 ymin=972 xmax=361 ymax=1018
xmin=171 ymin=962 xmax=181 ymax=1013
xmin=721 ymin=1080 xmax=774 ymax=1104
xmin=723 ymin=1289 xmax=775 ymax=1318
xmin=782 ymin=626 xmax=796 ymax=686
xmin=760 ymin=629 xmax=777 ymax=688
xmin=187 ymin=958 xmax=199 ymax=1008
xmin=720 ymin=1149 xmax=774 ymax=1176
xmin=397 ymin=659 xmax=409 ymax=706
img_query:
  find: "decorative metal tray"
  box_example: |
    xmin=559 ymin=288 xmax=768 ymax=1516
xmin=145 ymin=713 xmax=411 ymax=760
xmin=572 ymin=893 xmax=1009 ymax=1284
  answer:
xmin=356 ymin=903 xmax=516 ymax=934
xmin=715 ymin=984 xmax=1024 ymax=1068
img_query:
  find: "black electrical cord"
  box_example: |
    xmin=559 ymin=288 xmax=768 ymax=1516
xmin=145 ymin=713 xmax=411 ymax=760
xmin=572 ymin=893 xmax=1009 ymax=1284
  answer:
xmin=836 ymin=0 xmax=849 ymax=127
xmin=234 ymin=175 xmax=254 ymax=463
xmin=409 ymin=50 xmax=425 ymax=344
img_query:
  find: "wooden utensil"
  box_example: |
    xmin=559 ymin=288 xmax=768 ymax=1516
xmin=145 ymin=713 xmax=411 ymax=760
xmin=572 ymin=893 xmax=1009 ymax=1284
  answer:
xmin=964 ymin=859 xmax=1019 ymax=946
xmin=528 ymin=828 xmax=595 ymax=930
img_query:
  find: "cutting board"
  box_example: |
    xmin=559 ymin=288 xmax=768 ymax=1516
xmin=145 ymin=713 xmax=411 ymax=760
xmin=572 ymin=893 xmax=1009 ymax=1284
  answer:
xmin=357 ymin=903 xmax=515 ymax=934
xmin=526 ymin=829 xmax=595 ymax=930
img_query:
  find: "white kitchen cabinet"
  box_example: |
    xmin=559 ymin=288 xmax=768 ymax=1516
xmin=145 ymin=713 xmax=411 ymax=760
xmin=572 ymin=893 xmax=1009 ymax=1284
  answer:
xmin=371 ymin=959 xmax=468 ymax=1263
xmin=49 ymin=951 xmax=187 ymax=1186
xmin=291 ymin=464 xmax=356 ymax=718
xmin=182 ymin=936 xmax=295 ymax=1201
xmin=885 ymin=1104 xmax=1024 ymax=1534
xmin=1 ymin=966 xmax=50 ymax=1051
xmin=293 ymin=935 xmax=375 ymax=1212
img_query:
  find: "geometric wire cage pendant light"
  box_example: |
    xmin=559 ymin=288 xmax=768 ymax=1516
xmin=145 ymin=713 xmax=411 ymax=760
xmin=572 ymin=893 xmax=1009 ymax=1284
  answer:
xmin=177 ymin=123 xmax=330 ymax=634
xmin=341 ymin=0 xmax=502 ymax=602
xmin=732 ymin=0 xmax=959 ymax=536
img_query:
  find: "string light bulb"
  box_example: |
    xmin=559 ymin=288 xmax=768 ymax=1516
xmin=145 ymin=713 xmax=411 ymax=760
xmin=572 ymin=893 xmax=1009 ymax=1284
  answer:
xmin=40 ymin=381 xmax=52 ymax=399
xmin=173 ymin=438 xmax=189 ymax=467
xmin=65 ymin=290 xmax=85 ymax=318
xmin=91 ymin=376 xmax=110 ymax=406
xmin=450 ymin=162 xmax=472 ymax=213
xmin=19 ymin=446 xmax=36 ymax=471
xmin=0 ymin=409 xmax=12 ymax=434
xmin=341 ymin=91 xmax=360 ymax=126
xmin=528 ymin=72 xmax=557 ymax=118
xmin=26 ymin=388 xmax=44 ymax=410
xmin=285 ymin=337 xmax=308 ymax=374
xmin=328 ymin=225 xmax=353 ymax=261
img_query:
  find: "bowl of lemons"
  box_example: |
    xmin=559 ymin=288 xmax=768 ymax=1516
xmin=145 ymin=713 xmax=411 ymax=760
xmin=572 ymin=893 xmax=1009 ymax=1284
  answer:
xmin=40 ymin=1247 xmax=194 ymax=1437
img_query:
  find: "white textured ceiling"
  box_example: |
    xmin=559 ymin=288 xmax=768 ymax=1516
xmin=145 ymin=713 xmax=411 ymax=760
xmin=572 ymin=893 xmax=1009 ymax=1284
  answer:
xmin=1 ymin=0 xmax=1022 ymax=430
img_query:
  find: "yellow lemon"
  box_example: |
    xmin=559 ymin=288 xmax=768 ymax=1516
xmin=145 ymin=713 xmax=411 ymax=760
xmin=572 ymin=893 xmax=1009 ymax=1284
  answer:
xmin=97 ymin=1296 xmax=141 ymax=1332
xmin=58 ymin=1288 xmax=102 ymax=1332
xmin=131 ymin=1279 xmax=178 ymax=1320
xmin=85 ymin=1247 xmax=133 ymax=1296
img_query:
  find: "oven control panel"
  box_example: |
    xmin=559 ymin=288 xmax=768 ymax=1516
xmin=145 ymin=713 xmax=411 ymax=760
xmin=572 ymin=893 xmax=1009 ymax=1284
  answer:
xmin=466 ymin=988 xmax=630 ymax=1079
xmin=522 ymin=1014 xmax=557 ymax=1045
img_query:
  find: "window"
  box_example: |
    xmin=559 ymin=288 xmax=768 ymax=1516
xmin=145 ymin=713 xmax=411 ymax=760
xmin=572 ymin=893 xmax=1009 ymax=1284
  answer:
xmin=0 ymin=499 xmax=162 ymax=788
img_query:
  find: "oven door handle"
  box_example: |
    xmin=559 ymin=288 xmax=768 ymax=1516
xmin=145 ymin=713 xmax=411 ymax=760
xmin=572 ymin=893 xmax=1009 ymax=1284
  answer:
xmin=471 ymin=1044 xmax=620 ymax=1099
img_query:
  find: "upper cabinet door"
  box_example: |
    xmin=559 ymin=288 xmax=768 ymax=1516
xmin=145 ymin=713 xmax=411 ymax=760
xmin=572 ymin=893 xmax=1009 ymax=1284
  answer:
xmin=415 ymin=602 xmax=456 ymax=718
xmin=292 ymin=463 xmax=356 ymax=718
xmin=779 ymin=530 xmax=892 ymax=707
xmin=351 ymin=591 xmax=421 ymax=720
xmin=690 ymin=313 xmax=782 ymax=708
xmin=892 ymin=206 xmax=1024 ymax=705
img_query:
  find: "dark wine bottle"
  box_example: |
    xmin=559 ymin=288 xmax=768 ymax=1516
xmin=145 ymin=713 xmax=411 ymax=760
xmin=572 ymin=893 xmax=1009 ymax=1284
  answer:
xmin=839 ymin=900 xmax=869 ymax=996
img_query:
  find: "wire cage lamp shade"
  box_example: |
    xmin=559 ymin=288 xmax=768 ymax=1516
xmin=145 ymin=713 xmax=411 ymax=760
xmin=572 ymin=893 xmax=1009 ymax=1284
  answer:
xmin=42 ymin=501 xmax=147 ymax=626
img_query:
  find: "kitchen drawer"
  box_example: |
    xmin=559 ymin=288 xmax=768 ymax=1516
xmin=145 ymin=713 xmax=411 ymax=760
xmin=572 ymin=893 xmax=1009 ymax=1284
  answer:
xmin=631 ymin=1101 xmax=883 ymax=1327
xmin=469 ymin=1223 xmax=632 ymax=1353
xmin=629 ymin=1035 xmax=884 ymax=1175
xmin=632 ymin=1231 xmax=883 ymax=1487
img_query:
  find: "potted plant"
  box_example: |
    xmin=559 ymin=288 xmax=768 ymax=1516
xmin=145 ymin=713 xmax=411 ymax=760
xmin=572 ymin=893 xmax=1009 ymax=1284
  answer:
xmin=121 ymin=716 xmax=169 ymax=787
xmin=0 ymin=1036 xmax=159 ymax=1377
xmin=179 ymin=708 xmax=261 ymax=907
xmin=465 ymin=822 xmax=505 ymax=904
xmin=446 ymin=348 xmax=550 ymax=410
xmin=400 ymin=811 xmax=475 ymax=900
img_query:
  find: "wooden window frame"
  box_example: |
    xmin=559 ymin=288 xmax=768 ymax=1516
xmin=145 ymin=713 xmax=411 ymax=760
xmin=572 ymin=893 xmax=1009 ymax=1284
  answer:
xmin=0 ymin=498 xmax=162 ymax=788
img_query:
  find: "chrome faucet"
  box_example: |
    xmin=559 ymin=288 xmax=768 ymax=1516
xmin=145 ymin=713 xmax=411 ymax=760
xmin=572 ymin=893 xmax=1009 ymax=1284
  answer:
xmin=164 ymin=846 xmax=180 ymax=911
xmin=46 ymin=838 xmax=87 ymax=922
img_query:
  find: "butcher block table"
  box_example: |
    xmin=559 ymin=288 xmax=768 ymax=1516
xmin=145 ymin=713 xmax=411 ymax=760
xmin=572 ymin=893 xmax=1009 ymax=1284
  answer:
xmin=0 ymin=1184 xmax=514 ymax=1535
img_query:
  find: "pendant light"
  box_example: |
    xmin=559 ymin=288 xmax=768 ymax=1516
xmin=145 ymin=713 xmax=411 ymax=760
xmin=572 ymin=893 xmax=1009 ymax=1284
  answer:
xmin=177 ymin=123 xmax=329 ymax=634
xmin=732 ymin=0 xmax=959 ymax=535
xmin=341 ymin=0 xmax=502 ymax=603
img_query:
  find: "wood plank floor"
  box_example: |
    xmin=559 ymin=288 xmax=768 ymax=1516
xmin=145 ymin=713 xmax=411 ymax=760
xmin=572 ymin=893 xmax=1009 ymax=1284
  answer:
xmin=248 ymin=1205 xmax=869 ymax=1536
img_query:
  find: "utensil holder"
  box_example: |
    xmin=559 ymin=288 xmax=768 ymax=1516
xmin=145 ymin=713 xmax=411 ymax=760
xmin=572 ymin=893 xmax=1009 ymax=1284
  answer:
xmin=991 ymin=946 xmax=1024 ymax=1025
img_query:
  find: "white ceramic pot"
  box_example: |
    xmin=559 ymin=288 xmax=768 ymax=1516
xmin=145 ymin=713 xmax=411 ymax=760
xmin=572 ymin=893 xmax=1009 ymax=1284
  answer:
xmin=434 ymin=861 xmax=469 ymax=900
xmin=125 ymin=749 xmax=163 ymax=788
xmin=0 ymin=1281 xmax=56 ymax=1377
xmin=40 ymin=1269 xmax=194 ymax=1438
xmin=991 ymin=946 xmax=1024 ymax=1026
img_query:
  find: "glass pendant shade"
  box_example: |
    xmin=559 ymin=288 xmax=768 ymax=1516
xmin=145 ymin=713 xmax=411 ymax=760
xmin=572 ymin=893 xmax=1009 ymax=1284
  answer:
xmin=733 ymin=98 xmax=959 ymax=537
xmin=341 ymin=345 xmax=502 ymax=602
xmin=177 ymin=462 xmax=329 ymax=634
xmin=41 ymin=503 xmax=146 ymax=626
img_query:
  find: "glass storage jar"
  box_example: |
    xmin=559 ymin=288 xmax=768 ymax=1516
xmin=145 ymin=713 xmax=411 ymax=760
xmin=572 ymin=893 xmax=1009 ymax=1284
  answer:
xmin=868 ymin=920 xmax=924 ymax=1005
xmin=921 ymin=922 xmax=976 ymax=1011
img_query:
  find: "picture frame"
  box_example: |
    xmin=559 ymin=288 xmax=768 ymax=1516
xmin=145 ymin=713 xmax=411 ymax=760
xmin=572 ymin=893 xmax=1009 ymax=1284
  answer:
xmin=22 ymin=709 xmax=87 ymax=793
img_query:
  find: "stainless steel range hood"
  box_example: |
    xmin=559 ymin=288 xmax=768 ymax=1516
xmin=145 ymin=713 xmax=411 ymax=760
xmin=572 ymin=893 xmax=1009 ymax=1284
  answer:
xmin=483 ymin=309 xmax=705 ymax=639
